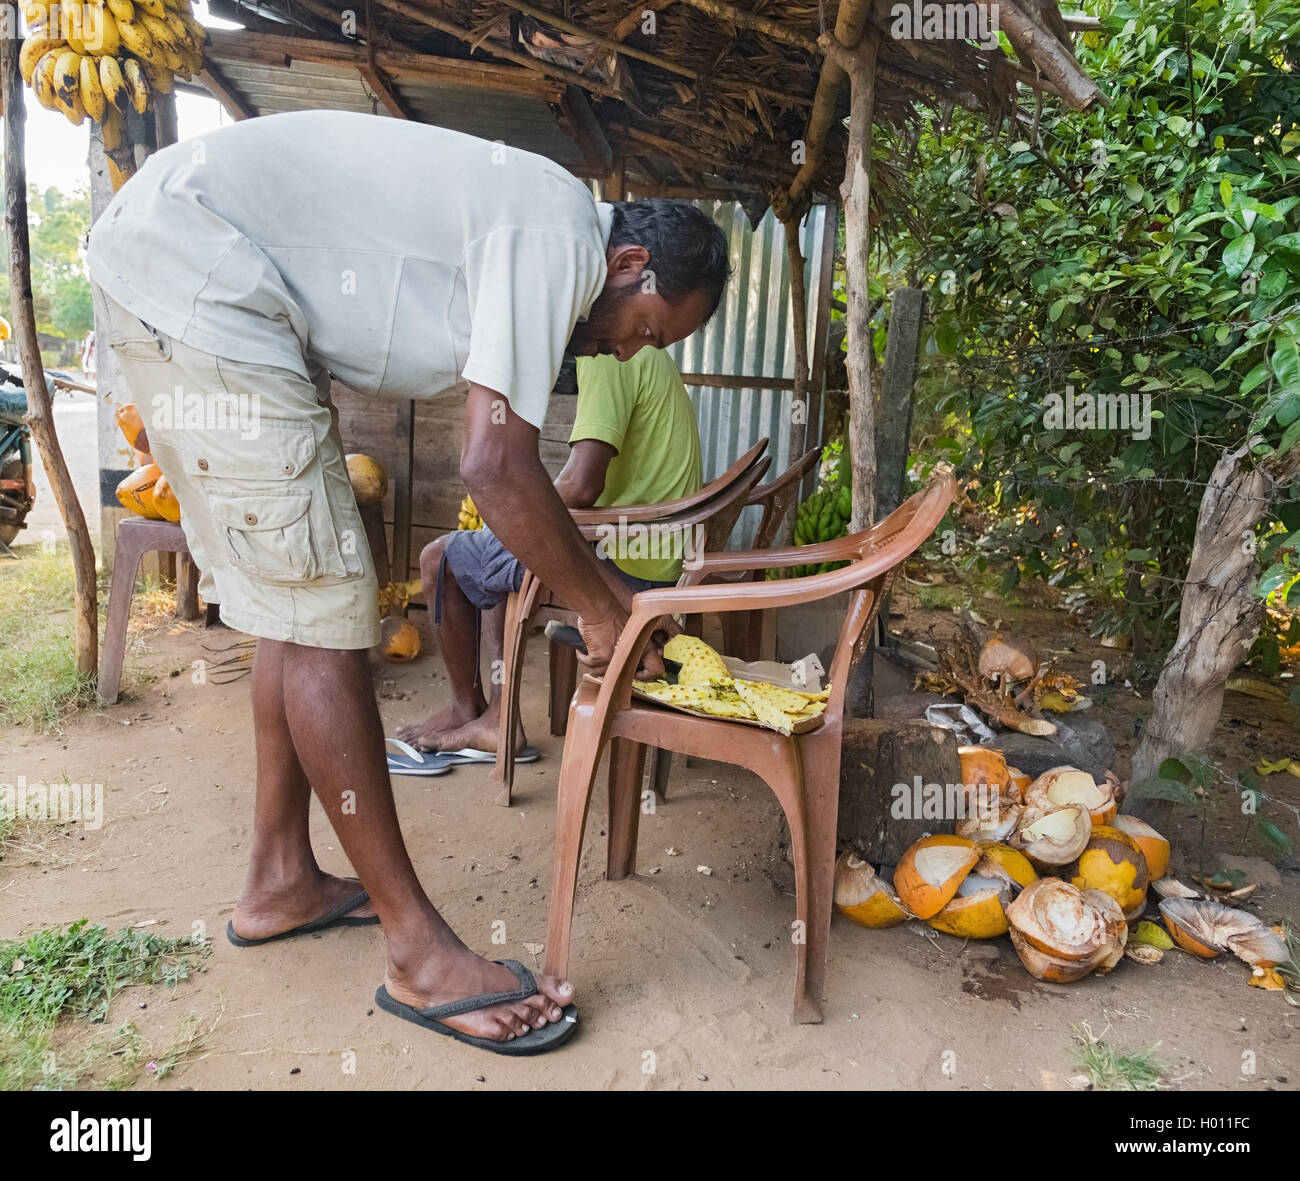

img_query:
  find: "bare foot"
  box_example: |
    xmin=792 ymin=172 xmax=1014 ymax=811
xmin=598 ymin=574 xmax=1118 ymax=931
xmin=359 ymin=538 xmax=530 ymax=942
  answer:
xmin=396 ymin=700 xmax=483 ymax=750
xmin=385 ymin=941 xmax=574 ymax=1042
xmin=231 ymin=873 xmax=376 ymax=941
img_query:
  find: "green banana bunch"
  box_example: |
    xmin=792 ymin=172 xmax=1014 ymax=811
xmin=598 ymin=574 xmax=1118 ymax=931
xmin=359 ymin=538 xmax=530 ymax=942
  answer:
xmin=786 ymin=439 xmax=853 ymax=578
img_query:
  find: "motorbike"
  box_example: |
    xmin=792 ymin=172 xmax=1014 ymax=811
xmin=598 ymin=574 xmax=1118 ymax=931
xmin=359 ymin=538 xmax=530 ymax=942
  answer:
xmin=0 ymin=367 xmax=34 ymax=550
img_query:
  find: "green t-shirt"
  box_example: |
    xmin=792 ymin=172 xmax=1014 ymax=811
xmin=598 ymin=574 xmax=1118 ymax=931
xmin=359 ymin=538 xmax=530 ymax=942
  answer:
xmin=571 ymin=348 xmax=703 ymax=583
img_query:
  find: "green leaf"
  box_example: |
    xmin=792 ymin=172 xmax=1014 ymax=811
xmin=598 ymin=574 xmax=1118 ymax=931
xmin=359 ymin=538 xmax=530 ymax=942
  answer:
xmin=1129 ymin=776 xmax=1198 ymax=805
xmin=1223 ymin=232 xmax=1255 ymax=279
xmin=1273 ymin=333 xmax=1300 ymax=394
xmin=1220 ymin=178 xmax=1234 ymax=207
xmin=1256 ymin=819 xmax=1293 ymax=857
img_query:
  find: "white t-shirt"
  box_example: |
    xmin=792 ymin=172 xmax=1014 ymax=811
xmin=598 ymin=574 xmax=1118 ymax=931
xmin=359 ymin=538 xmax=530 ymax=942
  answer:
xmin=87 ymin=111 xmax=612 ymax=428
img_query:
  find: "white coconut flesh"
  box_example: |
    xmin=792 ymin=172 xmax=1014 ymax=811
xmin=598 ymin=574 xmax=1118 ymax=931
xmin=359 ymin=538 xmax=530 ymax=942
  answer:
xmin=954 ymin=874 xmax=1010 ymax=905
xmin=913 ymin=843 xmax=978 ymax=887
xmin=1015 ymin=805 xmax=1091 ymax=864
xmin=956 ymin=802 xmax=1021 ymax=842
xmin=972 ymin=855 xmax=1028 ymax=896
xmin=1028 ymin=767 xmax=1110 ymax=810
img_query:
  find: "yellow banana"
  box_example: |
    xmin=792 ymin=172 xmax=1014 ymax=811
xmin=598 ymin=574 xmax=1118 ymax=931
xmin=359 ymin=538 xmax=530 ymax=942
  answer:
xmin=99 ymin=104 xmax=126 ymax=150
xmin=163 ymin=10 xmax=192 ymax=50
xmin=106 ymin=154 xmax=133 ymax=192
xmin=140 ymin=14 xmax=183 ymax=70
xmin=84 ymin=7 xmax=122 ymax=55
xmin=115 ymin=17 xmax=163 ymax=67
xmin=98 ymin=53 xmax=130 ymax=114
xmin=20 ymin=35 xmax=65 ymax=85
xmin=177 ymin=10 xmax=206 ymax=45
xmin=65 ymin=30 xmax=86 ymax=53
xmin=139 ymin=55 xmax=173 ymax=94
xmin=52 ymin=48 xmax=84 ymax=118
xmin=78 ymin=53 xmax=106 ymax=121
xmin=122 ymin=57 xmax=150 ymax=113
xmin=135 ymin=0 xmax=166 ymax=16
xmin=106 ymin=0 xmax=135 ymax=21
xmin=22 ymin=0 xmax=53 ymax=29
xmin=32 ymin=51 xmax=61 ymax=110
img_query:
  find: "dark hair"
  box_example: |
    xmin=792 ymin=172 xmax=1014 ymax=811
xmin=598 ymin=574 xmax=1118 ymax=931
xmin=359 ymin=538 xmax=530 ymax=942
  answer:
xmin=608 ymin=199 xmax=732 ymax=319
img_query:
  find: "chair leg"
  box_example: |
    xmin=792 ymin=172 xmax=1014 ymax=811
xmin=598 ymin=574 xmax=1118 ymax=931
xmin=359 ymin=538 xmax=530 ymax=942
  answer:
xmin=646 ymin=746 xmax=670 ymax=801
xmin=176 ymin=553 xmax=200 ymax=621
xmin=97 ymin=530 xmax=147 ymax=705
xmin=543 ymin=706 xmax=606 ymax=981
xmin=548 ymin=640 xmax=577 ymax=737
xmin=606 ymin=738 xmax=646 ymax=880
xmin=789 ymin=735 xmax=841 ymax=1025
xmin=493 ymin=587 xmax=534 ymax=806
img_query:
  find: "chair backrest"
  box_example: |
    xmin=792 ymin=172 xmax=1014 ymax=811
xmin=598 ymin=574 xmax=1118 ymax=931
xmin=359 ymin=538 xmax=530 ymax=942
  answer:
xmin=818 ymin=474 xmax=956 ymax=717
xmin=747 ymin=445 xmax=820 ymax=551
xmin=569 ymin=437 xmax=768 ymax=529
xmin=703 ymin=455 xmax=771 ymax=553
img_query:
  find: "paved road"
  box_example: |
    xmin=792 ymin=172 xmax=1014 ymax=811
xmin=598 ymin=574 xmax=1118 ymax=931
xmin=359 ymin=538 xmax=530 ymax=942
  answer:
xmin=13 ymin=389 xmax=103 ymax=552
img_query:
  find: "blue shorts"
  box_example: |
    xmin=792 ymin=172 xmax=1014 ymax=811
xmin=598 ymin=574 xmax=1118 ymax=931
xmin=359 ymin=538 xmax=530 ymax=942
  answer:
xmin=436 ymin=527 xmax=673 ymax=622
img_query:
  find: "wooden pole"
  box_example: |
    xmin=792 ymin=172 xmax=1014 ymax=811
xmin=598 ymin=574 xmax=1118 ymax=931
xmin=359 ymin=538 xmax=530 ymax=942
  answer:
xmin=875 ymin=286 xmax=925 ymax=519
xmin=2 ymin=37 xmax=98 ymax=676
xmin=822 ymin=29 xmax=879 ymax=718
xmin=781 ymin=212 xmax=810 ymax=482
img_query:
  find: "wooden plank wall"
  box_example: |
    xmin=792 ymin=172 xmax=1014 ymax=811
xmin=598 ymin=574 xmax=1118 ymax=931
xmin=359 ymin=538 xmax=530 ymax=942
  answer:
xmin=332 ymin=380 xmax=578 ymax=583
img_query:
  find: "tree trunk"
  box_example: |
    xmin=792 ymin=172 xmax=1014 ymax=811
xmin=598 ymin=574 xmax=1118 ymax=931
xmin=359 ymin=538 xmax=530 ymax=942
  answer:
xmin=3 ymin=35 xmax=99 ymax=677
xmin=1127 ymin=440 xmax=1300 ymax=824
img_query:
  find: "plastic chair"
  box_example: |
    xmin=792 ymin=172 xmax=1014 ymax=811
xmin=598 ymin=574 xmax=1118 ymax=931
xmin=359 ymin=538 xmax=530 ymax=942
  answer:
xmin=98 ymin=517 xmax=201 ymax=704
xmin=492 ymin=440 xmax=771 ymax=805
xmin=719 ymin=444 xmax=821 ymax=661
xmin=542 ymin=471 xmax=956 ymax=1023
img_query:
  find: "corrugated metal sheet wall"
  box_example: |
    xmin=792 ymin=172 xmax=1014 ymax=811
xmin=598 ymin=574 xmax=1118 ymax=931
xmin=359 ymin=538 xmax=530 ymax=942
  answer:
xmin=667 ymin=202 xmax=831 ymax=546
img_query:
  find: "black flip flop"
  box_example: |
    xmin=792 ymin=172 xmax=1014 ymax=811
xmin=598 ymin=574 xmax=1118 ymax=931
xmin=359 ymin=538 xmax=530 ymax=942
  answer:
xmin=374 ymin=959 xmax=578 ymax=1056
xmin=226 ymin=889 xmax=380 ymax=947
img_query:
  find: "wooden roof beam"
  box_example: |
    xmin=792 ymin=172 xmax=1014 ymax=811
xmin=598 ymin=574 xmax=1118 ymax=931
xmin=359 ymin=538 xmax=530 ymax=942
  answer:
xmin=199 ymin=62 xmax=256 ymax=119
xmin=560 ymin=85 xmax=614 ymax=176
xmin=998 ymin=0 xmax=1102 ymax=109
xmin=359 ymin=61 xmax=414 ymax=117
xmin=672 ymin=0 xmax=817 ymax=53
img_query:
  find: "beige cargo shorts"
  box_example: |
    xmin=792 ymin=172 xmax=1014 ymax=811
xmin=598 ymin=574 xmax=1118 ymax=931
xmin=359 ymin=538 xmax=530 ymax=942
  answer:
xmin=96 ymin=287 xmax=381 ymax=649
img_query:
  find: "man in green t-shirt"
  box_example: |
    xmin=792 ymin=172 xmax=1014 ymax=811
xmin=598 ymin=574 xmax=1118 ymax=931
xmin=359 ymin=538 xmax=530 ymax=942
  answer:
xmin=398 ymin=347 xmax=702 ymax=755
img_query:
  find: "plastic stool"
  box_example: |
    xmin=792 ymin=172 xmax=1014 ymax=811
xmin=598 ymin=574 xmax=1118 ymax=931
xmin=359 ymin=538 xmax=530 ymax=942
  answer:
xmin=98 ymin=517 xmax=201 ymax=704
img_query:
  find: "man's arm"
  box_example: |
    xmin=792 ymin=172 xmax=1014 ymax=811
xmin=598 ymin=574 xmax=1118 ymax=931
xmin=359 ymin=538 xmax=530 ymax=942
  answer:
xmin=460 ymin=384 xmax=662 ymax=674
xmin=554 ymin=439 xmax=615 ymax=508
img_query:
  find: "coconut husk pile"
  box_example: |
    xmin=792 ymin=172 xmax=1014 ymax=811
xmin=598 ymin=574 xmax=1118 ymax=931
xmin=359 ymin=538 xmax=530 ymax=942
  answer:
xmin=834 ymin=750 xmax=1297 ymax=999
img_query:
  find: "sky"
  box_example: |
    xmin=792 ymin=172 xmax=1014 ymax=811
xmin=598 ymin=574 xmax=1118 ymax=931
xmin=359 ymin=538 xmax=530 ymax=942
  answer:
xmin=21 ymin=1 xmax=235 ymax=194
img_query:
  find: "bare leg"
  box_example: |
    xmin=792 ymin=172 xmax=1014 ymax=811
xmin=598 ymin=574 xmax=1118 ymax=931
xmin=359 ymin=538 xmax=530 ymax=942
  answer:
xmin=246 ymin=639 xmax=573 ymax=1041
xmin=397 ymin=536 xmax=487 ymax=749
xmin=232 ymin=640 xmax=377 ymax=936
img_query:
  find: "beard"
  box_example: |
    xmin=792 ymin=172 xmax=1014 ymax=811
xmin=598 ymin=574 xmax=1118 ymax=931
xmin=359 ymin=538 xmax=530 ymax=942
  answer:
xmin=567 ymin=280 xmax=637 ymax=356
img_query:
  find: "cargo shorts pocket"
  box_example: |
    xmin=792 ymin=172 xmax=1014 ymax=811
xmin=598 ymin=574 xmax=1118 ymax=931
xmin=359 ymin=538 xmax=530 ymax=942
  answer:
xmin=208 ymin=489 xmax=321 ymax=584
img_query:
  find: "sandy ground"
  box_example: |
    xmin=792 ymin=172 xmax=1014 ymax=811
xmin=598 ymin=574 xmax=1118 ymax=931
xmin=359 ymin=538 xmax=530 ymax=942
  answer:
xmin=2 ymin=605 xmax=1297 ymax=1091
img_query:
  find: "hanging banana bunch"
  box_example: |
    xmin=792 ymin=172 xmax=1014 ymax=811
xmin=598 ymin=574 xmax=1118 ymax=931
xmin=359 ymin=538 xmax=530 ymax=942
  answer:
xmin=19 ymin=0 xmax=208 ymax=190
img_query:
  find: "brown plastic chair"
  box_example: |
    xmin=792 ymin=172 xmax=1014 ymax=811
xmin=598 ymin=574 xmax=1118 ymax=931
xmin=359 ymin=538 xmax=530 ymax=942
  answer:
xmin=492 ymin=440 xmax=771 ymax=805
xmin=98 ymin=517 xmax=201 ymax=705
xmin=542 ymin=470 xmax=956 ymax=1023
xmin=719 ymin=444 xmax=821 ymax=661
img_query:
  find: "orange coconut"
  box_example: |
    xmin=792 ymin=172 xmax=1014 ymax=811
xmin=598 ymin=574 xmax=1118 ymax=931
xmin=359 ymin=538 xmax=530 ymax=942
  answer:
xmin=834 ymin=853 xmax=909 ymax=928
xmin=380 ymin=617 xmax=421 ymax=662
xmin=893 ymin=835 xmax=980 ymax=920
xmin=1066 ymin=825 xmax=1150 ymax=914
xmin=1112 ymin=814 xmax=1171 ymax=881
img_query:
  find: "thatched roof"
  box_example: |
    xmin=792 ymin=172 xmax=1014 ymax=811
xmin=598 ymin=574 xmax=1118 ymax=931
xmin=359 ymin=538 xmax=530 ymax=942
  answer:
xmin=197 ymin=0 xmax=1099 ymax=215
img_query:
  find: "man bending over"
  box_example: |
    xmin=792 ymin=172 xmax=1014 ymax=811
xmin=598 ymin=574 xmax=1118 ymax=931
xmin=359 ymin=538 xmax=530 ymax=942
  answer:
xmin=400 ymin=346 xmax=702 ymax=754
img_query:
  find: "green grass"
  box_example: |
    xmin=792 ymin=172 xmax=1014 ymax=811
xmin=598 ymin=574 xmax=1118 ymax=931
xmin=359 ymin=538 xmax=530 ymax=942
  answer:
xmin=0 ymin=919 xmax=210 ymax=1090
xmin=0 ymin=544 xmax=96 ymax=729
xmin=1072 ymin=1025 xmax=1166 ymax=1091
